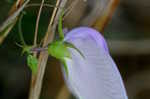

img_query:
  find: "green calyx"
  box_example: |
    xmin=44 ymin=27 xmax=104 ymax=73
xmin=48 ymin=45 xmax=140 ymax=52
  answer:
xmin=48 ymin=40 xmax=71 ymax=60
xmin=22 ymin=45 xmax=33 ymax=55
xmin=48 ymin=40 xmax=85 ymax=76
xmin=27 ymin=54 xmax=38 ymax=74
xmin=48 ymin=40 xmax=71 ymax=76
xmin=64 ymin=42 xmax=85 ymax=59
xmin=17 ymin=44 xmax=38 ymax=74
xmin=21 ymin=45 xmax=38 ymax=74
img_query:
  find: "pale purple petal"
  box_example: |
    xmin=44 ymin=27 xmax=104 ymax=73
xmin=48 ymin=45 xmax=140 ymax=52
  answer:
xmin=63 ymin=27 xmax=128 ymax=99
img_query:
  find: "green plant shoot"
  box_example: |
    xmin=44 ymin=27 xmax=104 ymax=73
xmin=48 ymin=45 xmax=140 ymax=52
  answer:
xmin=48 ymin=11 xmax=84 ymax=76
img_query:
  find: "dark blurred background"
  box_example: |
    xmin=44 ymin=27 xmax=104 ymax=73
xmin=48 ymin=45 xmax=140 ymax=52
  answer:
xmin=0 ymin=0 xmax=150 ymax=99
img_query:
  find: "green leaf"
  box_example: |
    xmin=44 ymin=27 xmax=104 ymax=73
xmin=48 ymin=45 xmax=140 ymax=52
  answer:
xmin=64 ymin=42 xmax=85 ymax=59
xmin=48 ymin=40 xmax=71 ymax=60
xmin=27 ymin=55 xmax=38 ymax=74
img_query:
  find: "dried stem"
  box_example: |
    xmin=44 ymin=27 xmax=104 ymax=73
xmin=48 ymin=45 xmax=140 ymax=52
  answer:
xmin=18 ymin=13 xmax=26 ymax=45
xmin=34 ymin=0 xmax=45 ymax=46
xmin=28 ymin=0 xmax=68 ymax=99
xmin=26 ymin=3 xmax=63 ymax=9
xmin=63 ymin=0 xmax=79 ymax=19
xmin=0 ymin=0 xmax=30 ymax=44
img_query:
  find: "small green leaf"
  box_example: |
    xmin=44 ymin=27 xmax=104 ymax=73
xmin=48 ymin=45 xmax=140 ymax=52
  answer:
xmin=64 ymin=42 xmax=85 ymax=59
xmin=27 ymin=55 xmax=38 ymax=74
xmin=48 ymin=40 xmax=71 ymax=60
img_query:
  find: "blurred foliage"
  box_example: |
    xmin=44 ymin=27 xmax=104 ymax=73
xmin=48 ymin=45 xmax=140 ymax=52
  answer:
xmin=0 ymin=0 xmax=14 ymax=25
xmin=104 ymin=0 xmax=150 ymax=40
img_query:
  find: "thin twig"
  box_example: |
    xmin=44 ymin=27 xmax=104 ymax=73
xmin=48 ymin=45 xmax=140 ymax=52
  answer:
xmin=63 ymin=0 xmax=87 ymax=19
xmin=0 ymin=0 xmax=30 ymax=44
xmin=34 ymin=0 xmax=45 ymax=46
xmin=0 ymin=0 xmax=30 ymax=32
xmin=48 ymin=0 xmax=60 ymax=29
xmin=42 ymin=0 xmax=61 ymax=47
xmin=63 ymin=0 xmax=79 ymax=19
xmin=25 ymin=3 xmax=63 ymax=9
xmin=18 ymin=13 xmax=26 ymax=45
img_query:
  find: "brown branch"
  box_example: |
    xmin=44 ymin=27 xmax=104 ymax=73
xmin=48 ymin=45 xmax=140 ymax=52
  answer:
xmin=63 ymin=0 xmax=79 ymax=19
xmin=25 ymin=3 xmax=63 ymax=9
xmin=93 ymin=0 xmax=119 ymax=32
xmin=28 ymin=0 xmax=68 ymax=99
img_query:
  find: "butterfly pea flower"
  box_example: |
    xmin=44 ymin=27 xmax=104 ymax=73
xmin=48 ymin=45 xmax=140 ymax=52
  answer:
xmin=62 ymin=27 xmax=128 ymax=99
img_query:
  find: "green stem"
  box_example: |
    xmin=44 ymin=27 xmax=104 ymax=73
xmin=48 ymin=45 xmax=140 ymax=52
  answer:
xmin=58 ymin=11 xmax=64 ymax=40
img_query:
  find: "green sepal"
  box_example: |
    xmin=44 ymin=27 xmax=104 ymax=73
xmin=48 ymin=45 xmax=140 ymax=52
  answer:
xmin=27 ymin=54 xmax=38 ymax=74
xmin=15 ymin=43 xmax=33 ymax=55
xmin=64 ymin=42 xmax=85 ymax=59
xmin=61 ymin=59 xmax=69 ymax=76
xmin=22 ymin=45 xmax=33 ymax=55
xmin=48 ymin=40 xmax=71 ymax=60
